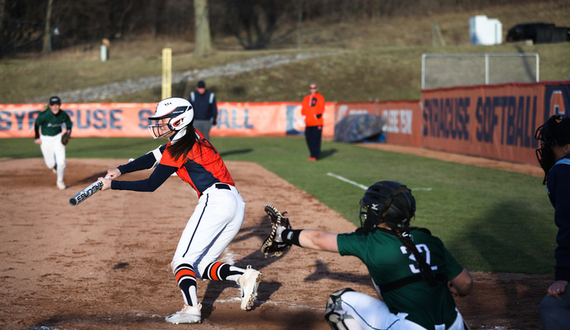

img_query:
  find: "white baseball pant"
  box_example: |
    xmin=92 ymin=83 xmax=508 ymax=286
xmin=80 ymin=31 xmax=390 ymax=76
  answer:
xmin=40 ymin=132 xmax=66 ymax=182
xmin=325 ymin=289 xmax=465 ymax=330
xmin=171 ymin=183 xmax=245 ymax=277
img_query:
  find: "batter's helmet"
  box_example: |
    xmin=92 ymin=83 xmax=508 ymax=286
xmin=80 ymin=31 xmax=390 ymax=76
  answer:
xmin=148 ymin=97 xmax=194 ymax=139
xmin=359 ymin=181 xmax=416 ymax=230
xmin=535 ymin=114 xmax=570 ymax=184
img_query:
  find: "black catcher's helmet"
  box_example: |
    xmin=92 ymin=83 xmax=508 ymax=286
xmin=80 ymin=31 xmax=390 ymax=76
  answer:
xmin=535 ymin=115 xmax=570 ymax=184
xmin=359 ymin=181 xmax=416 ymax=230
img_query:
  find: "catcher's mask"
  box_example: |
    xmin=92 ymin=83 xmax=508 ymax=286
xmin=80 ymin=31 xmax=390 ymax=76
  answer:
xmin=359 ymin=181 xmax=416 ymax=230
xmin=148 ymin=97 xmax=194 ymax=140
xmin=535 ymin=115 xmax=570 ymax=184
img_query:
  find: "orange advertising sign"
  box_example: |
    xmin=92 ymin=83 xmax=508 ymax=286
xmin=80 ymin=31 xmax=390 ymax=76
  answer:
xmin=213 ymin=102 xmax=335 ymax=137
xmin=421 ymin=81 xmax=570 ymax=166
xmin=0 ymin=102 xmax=335 ymax=138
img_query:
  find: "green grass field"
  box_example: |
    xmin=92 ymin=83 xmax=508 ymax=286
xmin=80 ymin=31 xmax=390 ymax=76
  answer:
xmin=0 ymin=136 xmax=556 ymax=275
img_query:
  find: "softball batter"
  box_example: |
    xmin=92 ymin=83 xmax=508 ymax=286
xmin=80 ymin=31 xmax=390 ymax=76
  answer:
xmin=34 ymin=96 xmax=72 ymax=190
xmin=98 ymin=97 xmax=261 ymax=324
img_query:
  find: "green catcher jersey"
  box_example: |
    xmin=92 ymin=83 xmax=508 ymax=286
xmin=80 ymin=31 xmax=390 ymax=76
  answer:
xmin=337 ymin=227 xmax=464 ymax=330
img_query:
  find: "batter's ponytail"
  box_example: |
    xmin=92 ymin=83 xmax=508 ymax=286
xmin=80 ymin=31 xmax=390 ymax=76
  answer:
xmin=169 ymin=125 xmax=198 ymax=162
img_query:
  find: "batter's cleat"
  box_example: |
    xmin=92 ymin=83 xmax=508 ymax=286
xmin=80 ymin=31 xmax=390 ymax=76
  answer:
xmin=165 ymin=303 xmax=202 ymax=324
xmin=57 ymin=181 xmax=66 ymax=190
xmin=238 ymin=265 xmax=261 ymax=310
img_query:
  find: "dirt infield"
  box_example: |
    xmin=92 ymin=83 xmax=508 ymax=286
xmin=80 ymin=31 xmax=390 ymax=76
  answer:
xmin=0 ymin=156 xmax=551 ymax=330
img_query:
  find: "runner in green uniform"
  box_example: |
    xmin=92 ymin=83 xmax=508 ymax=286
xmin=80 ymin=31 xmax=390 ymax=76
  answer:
xmin=34 ymin=96 xmax=73 ymax=190
xmin=274 ymin=181 xmax=473 ymax=330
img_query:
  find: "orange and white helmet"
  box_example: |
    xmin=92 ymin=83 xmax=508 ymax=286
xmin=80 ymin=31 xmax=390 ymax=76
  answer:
xmin=148 ymin=97 xmax=194 ymax=139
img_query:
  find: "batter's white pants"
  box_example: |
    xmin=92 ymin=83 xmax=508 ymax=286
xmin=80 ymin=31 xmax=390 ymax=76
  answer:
xmin=326 ymin=290 xmax=465 ymax=330
xmin=171 ymin=183 xmax=245 ymax=278
xmin=40 ymin=133 xmax=66 ymax=182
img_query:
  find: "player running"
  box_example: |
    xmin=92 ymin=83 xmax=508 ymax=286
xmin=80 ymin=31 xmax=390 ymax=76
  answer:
xmin=34 ymin=96 xmax=72 ymax=190
xmin=265 ymin=181 xmax=473 ymax=330
xmin=98 ymin=97 xmax=261 ymax=324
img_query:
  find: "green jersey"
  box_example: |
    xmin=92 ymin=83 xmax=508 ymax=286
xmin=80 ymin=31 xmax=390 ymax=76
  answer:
xmin=337 ymin=227 xmax=463 ymax=330
xmin=35 ymin=109 xmax=73 ymax=137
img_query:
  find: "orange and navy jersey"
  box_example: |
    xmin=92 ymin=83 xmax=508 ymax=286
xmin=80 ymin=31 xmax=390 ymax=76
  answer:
xmin=161 ymin=131 xmax=234 ymax=196
xmin=112 ymin=130 xmax=234 ymax=197
xmin=301 ymin=92 xmax=325 ymax=127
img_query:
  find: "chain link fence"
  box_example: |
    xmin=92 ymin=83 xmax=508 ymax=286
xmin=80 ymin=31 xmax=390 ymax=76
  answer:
xmin=421 ymin=53 xmax=539 ymax=90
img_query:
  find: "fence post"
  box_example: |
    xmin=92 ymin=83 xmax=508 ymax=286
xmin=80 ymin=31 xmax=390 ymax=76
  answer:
xmin=162 ymin=48 xmax=172 ymax=99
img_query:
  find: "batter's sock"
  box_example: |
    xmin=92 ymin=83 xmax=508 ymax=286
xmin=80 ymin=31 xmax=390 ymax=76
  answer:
xmin=203 ymin=262 xmax=243 ymax=282
xmin=174 ymin=263 xmax=199 ymax=306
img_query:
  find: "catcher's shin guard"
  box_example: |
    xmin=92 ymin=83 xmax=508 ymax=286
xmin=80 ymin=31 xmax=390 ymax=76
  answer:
xmin=324 ymin=288 xmax=355 ymax=330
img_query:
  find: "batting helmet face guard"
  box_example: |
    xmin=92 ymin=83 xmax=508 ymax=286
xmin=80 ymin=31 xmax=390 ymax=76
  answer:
xmin=535 ymin=115 xmax=570 ymax=184
xmin=148 ymin=97 xmax=194 ymax=139
xmin=359 ymin=181 xmax=416 ymax=230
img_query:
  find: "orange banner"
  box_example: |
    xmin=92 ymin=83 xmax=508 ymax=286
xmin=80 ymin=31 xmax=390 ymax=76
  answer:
xmin=421 ymin=81 xmax=570 ymax=166
xmin=0 ymin=102 xmax=335 ymax=138
xmin=334 ymin=100 xmax=422 ymax=146
xmin=213 ymin=102 xmax=335 ymax=137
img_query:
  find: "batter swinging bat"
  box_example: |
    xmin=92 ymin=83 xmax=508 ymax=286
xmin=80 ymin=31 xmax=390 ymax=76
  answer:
xmin=69 ymin=176 xmax=110 ymax=206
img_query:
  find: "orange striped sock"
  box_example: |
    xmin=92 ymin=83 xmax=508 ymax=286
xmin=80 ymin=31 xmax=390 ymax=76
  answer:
xmin=174 ymin=263 xmax=198 ymax=306
xmin=203 ymin=262 xmax=242 ymax=281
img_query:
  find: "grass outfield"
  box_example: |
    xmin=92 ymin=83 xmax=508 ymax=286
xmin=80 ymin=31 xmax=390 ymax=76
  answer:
xmin=0 ymin=136 xmax=556 ymax=275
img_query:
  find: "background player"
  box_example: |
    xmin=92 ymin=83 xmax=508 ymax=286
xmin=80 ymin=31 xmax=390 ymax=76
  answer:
xmin=269 ymin=181 xmax=472 ymax=330
xmin=301 ymin=81 xmax=325 ymax=161
xmin=34 ymin=96 xmax=72 ymax=190
xmin=98 ymin=97 xmax=261 ymax=324
xmin=535 ymin=115 xmax=570 ymax=329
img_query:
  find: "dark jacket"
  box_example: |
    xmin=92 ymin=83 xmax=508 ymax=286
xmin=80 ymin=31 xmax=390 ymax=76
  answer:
xmin=548 ymin=154 xmax=570 ymax=281
xmin=189 ymin=90 xmax=217 ymax=121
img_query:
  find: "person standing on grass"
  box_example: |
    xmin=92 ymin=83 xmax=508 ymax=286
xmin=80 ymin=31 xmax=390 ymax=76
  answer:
xmin=301 ymin=81 xmax=325 ymax=161
xmin=535 ymin=115 xmax=570 ymax=330
xmin=188 ymin=80 xmax=217 ymax=140
xmin=34 ymin=96 xmax=72 ymax=190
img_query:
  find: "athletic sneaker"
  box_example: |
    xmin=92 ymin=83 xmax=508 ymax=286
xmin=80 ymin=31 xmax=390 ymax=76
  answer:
xmin=165 ymin=303 xmax=202 ymax=324
xmin=57 ymin=181 xmax=66 ymax=190
xmin=238 ymin=265 xmax=261 ymax=311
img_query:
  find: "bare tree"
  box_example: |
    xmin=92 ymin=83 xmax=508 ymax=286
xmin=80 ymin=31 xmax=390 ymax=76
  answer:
xmin=0 ymin=0 xmax=5 ymax=56
xmin=194 ymin=0 xmax=212 ymax=56
xmin=230 ymin=0 xmax=278 ymax=50
xmin=295 ymin=0 xmax=303 ymax=49
xmin=42 ymin=0 xmax=54 ymax=54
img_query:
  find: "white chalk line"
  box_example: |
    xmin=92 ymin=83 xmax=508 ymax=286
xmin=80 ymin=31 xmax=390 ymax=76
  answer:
xmin=326 ymin=172 xmax=368 ymax=189
xmin=326 ymin=173 xmax=432 ymax=191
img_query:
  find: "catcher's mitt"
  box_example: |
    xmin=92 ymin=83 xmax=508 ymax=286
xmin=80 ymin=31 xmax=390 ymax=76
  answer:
xmin=261 ymin=204 xmax=292 ymax=258
xmin=61 ymin=131 xmax=71 ymax=145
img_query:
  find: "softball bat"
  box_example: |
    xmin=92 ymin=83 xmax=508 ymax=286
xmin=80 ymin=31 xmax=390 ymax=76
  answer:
xmin=69 ymin=176 xmax=110 ymax=206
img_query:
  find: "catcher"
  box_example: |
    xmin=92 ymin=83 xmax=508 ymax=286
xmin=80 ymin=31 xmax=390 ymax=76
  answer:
xmin=262 ymin=181 xmax=473 ymax=330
